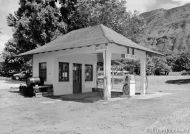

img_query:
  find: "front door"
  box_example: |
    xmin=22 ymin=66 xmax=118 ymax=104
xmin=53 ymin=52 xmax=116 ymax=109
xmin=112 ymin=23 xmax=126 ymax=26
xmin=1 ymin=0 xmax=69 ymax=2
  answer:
xmin=73 ymin=63 xmax=82 ymax=94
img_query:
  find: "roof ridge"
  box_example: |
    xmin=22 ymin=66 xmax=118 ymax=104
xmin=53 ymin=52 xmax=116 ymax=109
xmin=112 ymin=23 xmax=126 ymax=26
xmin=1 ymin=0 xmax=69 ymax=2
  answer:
xmin=99 ymin=24 xmax=112 ymax=43
xmin=18 ymin=24 xmax=163 ymax=56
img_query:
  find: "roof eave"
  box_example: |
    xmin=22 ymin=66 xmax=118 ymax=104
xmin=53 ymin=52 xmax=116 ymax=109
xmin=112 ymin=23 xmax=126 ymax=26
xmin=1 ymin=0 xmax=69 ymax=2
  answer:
xmin=112 ymin=42 xmax=164 ymax=56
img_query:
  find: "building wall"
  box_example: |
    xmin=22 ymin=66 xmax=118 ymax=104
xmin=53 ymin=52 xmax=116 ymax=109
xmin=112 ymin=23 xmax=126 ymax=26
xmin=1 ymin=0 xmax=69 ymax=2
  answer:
xmin=32 ymin=43 xmax=147 ymax=96
xmin=33 ymin=52 xmax=97 ymax=96
xmin=33 ymin=52 xmax=55 ymax=84
xmin=108 ymin=43 xmax=146 ymax=59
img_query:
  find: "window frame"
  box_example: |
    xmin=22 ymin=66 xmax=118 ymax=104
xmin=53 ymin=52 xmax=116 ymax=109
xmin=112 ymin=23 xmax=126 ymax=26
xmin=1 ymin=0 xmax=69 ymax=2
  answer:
xmin=85 ymin=64 xmax=93 ymax=81
xmin=39 ymin=62 xmax=47 ymax=81
xmin=132 ymin=48 xmax=135 ymax=55
xmin=59 ymin=62 xmax=69 ymax=82
xmin=127 ymin=47 xmax=130 ymax=54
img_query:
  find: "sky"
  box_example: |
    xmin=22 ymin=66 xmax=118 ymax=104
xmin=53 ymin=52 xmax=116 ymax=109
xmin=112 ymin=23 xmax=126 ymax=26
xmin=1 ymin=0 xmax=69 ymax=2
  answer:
xmin=0 ymin=0 xmax=190 ymax=54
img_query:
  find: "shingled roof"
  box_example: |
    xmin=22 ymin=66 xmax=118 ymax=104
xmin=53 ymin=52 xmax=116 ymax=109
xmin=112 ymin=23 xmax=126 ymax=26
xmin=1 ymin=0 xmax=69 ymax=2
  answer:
xmin=19 ymin=24 xmax=162 ymax=56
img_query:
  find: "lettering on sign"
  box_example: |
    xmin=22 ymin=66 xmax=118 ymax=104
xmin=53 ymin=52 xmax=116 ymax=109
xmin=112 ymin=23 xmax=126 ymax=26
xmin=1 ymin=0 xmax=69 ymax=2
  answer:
xmin=121 ymin=54 xmax=138 ymax=60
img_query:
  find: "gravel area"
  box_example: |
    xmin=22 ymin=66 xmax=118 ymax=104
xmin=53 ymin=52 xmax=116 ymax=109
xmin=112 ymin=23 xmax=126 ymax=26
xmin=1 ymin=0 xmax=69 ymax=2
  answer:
xmin=0 ymin=76 xmax=190 ymax=134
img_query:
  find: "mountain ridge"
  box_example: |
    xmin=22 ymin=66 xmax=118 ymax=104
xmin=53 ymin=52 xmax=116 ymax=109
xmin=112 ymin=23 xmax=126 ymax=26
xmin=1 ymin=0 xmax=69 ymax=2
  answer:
xmin=140 ymin=3 xmax=190 ymax=54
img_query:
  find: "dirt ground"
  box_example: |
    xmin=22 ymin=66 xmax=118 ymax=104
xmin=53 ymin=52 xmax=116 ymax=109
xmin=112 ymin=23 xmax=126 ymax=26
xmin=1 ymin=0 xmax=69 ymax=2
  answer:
xmin=0 ymin=76 xmax=190 ymax=134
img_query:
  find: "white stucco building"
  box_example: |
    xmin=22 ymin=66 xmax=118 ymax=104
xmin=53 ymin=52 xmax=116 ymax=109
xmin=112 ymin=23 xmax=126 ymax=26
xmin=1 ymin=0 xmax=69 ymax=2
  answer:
xmin=19 ymin=24 xmax=162 ymax=99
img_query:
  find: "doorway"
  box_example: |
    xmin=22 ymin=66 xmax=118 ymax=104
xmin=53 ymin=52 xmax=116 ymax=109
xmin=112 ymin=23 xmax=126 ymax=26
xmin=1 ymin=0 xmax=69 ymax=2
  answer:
xmin=73 ymin=63 xmax=82 ymax=94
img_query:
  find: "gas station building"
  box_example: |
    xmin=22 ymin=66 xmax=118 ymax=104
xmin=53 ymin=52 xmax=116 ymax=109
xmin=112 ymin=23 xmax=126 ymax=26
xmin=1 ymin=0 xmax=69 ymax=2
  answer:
xmin=19 ymin=24 xmax=162 ymax=99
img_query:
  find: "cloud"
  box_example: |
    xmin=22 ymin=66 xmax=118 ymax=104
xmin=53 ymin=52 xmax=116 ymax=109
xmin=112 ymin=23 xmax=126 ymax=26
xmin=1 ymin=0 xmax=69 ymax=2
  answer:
xmin=173 ymin=0 xmax=190 ymax=5
xmin=174 ymin=0 xmax=190 ymax=2
xmin=126 ymin=0 xmax=155 ymax=12
xmin=145 ymin=0 xmax=182 ymax=11
xmin=0 ymin=0 xmax=19 ymax=35
xmin=126 ymin=0 xmax=190 ymax=13
xmin=0 ymin=0 xmax=19 ymax=53
xmin=0 ymin=34 xmax=11 ymax=53
xmin=0 ymin=0 xmax=19 ymax=14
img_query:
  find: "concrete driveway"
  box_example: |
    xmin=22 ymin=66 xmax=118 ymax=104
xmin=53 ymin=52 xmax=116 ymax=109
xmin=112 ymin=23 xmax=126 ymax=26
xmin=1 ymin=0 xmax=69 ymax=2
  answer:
xmin=0 ymin=76 xmax=190 ymax=134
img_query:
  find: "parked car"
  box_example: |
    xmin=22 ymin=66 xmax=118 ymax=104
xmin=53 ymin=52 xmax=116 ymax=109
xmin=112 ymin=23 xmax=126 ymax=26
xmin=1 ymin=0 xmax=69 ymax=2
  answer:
xmin=0 ymin=70 xmax=18 ymax=77
xmin=12 ymin=71 xmax=32 ymax=80
xmin=154 ymin=69 xmax=169 ymax=76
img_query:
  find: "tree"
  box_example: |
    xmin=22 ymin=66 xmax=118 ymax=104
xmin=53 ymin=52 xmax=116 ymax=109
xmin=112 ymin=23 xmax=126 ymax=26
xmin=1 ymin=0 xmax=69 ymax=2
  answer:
xmin=7 ymin=0 xmax=67 ymax=52
xmin=146 ymin=55 xmax=155 ymax=75
xmin=165 ymin=51 xmax=190 ymax=72
xmin=166 ymin=53 xmax=178 ymax=71
xmin=3 ymin=0 xmax=67 ymax=73
xmin=2 ymin=38 xmax=30 ymax=73
xmin=145 ymin=55 xmax=171 ymax=75
xmin=3 ymin=0 xmax=145 ymax=73
xmin=173 ymin=52 xmax=190 ymax=72
xmin=72 ymin=0 xmax=145 ymax=43
xmin=152 ymin=56 xmax=171 ymax=75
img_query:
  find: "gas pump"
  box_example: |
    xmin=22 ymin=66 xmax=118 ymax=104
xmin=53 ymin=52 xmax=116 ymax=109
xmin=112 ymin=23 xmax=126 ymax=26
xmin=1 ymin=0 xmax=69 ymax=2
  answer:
xmin=123 ymin=74 xmax=136 ymax=96
xmin=97 ymin=61 xmax=137 ymax=96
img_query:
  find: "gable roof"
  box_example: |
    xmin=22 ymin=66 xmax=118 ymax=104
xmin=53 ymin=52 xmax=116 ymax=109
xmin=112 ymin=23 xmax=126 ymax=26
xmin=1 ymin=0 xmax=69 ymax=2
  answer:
xmin=19 ymin=24 xmax=162 ymax=56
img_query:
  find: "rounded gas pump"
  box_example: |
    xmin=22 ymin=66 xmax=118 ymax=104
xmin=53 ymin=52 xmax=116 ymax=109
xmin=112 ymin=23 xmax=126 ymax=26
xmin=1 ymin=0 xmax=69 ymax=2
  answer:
xmin=123 ymin=74 xmax=136 ymax=96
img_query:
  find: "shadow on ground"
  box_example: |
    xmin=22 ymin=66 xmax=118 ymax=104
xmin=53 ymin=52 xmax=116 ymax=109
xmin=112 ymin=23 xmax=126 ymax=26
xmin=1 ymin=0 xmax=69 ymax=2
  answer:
xmin=8 ymin=84 xmax=124 ymax=103
xmin=166 ymin=79 xmax=190 ymax=85
xmin=2 ymin=79 xmax=24 ymax=85
xmin=9 ymin=91 xmax=20 ymax=94
xmin=46 ymin=92 xmax=124 ymax=103
xmin=46 ymin=92 xmax=104 ymax=103
xmin=8 ymin=90 xmax=104 ymax=103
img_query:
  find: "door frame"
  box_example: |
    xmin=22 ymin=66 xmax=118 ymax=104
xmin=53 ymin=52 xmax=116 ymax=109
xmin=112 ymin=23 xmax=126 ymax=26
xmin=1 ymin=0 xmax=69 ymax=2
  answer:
xmin=73 ymin=63 xmax=82 ymax=94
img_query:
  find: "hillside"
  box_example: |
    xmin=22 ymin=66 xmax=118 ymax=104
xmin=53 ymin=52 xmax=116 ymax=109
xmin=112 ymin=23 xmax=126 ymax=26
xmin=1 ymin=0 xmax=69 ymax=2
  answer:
xmin=140 ymin=3 xmax=190 ymax=54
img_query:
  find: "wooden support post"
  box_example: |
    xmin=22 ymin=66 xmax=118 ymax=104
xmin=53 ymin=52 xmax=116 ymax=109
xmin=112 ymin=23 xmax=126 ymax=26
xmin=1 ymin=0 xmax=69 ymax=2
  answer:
xmin=140 ymin=53 xmax=146 ymax=95
xmin=103 ymin=50 xmax=112 ymax=100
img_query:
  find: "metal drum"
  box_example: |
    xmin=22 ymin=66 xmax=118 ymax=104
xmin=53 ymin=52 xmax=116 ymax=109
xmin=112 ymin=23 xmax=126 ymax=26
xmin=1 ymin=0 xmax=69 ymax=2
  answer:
xmin=26 ymin=77 xmax=44 ymax=87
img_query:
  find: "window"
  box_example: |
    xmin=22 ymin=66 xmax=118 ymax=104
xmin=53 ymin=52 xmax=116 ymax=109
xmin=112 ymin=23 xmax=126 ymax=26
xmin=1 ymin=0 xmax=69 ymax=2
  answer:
xmin=85 ymin=64 xmax=93 ymax=81
xmin=132 ymin=48 xmax=135 ymax=55
xmin=59 ymin=62 xmax=69 ymax=81
xmin=127 ymin=47 xmax=129 ymax=54
xmin=39 ymin=62 xmax=47 ymax=81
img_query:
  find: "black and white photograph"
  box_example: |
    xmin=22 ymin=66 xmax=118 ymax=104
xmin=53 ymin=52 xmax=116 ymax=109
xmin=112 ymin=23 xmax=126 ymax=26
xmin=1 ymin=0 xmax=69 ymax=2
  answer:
xmin=0 ymin=0 xmax=190 ymax=133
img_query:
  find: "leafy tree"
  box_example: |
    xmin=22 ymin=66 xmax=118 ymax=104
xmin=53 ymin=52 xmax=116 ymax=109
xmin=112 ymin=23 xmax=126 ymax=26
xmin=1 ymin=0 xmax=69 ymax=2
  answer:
xmin=166 ymin=51 xmax=190 ymax=72
xmin=146 ymin=55 xmax=155 ymax=75
xmin=146 ymin=55 xmax=171 ymax=75
xmin=166 ymin=53 xmax=178 ymax=71
xmin=7 ymin=0 xmax=67 ymax=52
xmin=173 ymin=52 xmax=190 ymax=72
xmin=152 ymin=56 xmax=171 ymax=75
xmin=72 ymin=0 xmax=145 ymax=43
xmin=2 ymin=38 xmax=30 ymax=73
xmin=3 ymin=0 xmax=67 ymax=73
xmin=3 ymin=0 xmax=145 ymax=74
